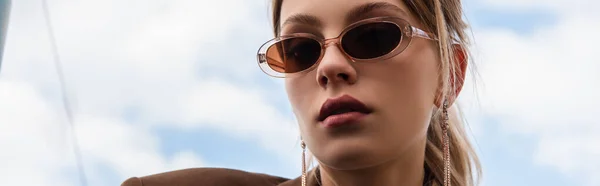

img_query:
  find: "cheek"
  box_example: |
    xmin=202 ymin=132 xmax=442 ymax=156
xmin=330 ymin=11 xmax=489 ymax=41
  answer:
xmin=372 ymin=45 xmax=439 ymax=103
xmin=284 ymin=79 xmax=300 ymax=111
xmin=396 ymin=41 xmax=440 ymax=105
xmin=367 ymin=42 xmax=440 ymax=138
xmin=285 ymin=77 xmax=315 ymax=124
xmin=406 ymin=49 xmax=440 ymax=102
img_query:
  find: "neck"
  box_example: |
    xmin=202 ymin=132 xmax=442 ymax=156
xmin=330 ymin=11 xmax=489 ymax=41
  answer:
xmin=318 ymin=139 xmax=426 ymax=186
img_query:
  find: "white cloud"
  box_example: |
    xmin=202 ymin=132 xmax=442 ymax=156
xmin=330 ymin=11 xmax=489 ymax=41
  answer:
xmin=461 ymin=0 xmax=600 ymax=185
xmin=2 ymin=0 xmax=299 ymax=185
xmin=0 ymin=79 xmax=206 ymax=186
xmin=74 ymin=116 xmax=205 ymax=179
xmin=480 ymin=0 xmax=600 ymax=15
xmin=178 ymin=78 xmax=301 ymax=159
xmin=0 ymin=80 xmax=71 ymax=186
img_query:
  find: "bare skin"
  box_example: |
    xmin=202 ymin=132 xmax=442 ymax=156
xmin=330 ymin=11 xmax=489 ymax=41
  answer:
xmin=280 ymin=0 xmax=467 ymax=185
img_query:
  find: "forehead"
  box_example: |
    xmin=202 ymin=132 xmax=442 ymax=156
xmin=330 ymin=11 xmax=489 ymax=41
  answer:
xmin=280 ymin=0 xmax=417 ymax=31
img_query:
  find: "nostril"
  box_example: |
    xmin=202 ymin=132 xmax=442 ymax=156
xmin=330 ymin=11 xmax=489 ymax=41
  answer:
xmin=320 ymin=73 xmax=351 ymax=86
xmin=320 ymin=76 xmax=329 ymax=85
xmin=337 ymin=73 xmax=349 ymax=81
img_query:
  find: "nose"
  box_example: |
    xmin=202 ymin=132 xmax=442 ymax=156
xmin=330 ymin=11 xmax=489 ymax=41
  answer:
xmin=315 ymin=45 xmax=358 ymax=88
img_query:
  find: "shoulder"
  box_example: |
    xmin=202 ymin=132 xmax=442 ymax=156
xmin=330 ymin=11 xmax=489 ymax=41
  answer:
xmin=121 ymin=167 xmax=290 ymax=186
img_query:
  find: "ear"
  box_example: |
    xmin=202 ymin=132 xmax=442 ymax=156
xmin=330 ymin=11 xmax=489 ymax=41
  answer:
xmin=435 ymin=44 xmax=468 ymax=107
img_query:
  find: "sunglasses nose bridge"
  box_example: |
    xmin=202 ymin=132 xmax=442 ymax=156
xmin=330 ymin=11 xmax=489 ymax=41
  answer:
xmin=323 ymin=37 xmax=341 ymax=48
xmin=321 ymin=37 xmax=355 ymax=63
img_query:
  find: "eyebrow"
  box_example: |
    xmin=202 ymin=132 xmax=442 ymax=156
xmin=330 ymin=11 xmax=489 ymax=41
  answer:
xmin=282 ymin=14 xmax=324 ymax=29
xmin=345 ymin=2 xmax=410 ymax=24
xmin=281 ymin=2 xmax=409 ymax=30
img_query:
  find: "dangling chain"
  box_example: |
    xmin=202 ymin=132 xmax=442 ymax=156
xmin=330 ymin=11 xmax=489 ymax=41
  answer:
xmin=442 ymin=101 xmax=451 ymax=186
xmin=301 ymin=141 xmax=307 ymax=186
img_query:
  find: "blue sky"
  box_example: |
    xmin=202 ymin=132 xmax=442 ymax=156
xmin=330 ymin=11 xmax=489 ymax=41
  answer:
xmin=465 ymin=0 xmax=558 ymax=34
xmin=0 ymin=0 xmax=598 ymax=186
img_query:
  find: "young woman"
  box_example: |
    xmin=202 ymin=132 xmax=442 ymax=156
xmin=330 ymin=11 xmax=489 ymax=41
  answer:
xmin=121 ymin=0 xmax=481 ymax=185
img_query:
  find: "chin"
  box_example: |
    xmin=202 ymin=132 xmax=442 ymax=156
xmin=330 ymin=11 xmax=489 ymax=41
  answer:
xmin=315 ymin=138 xmax=390 ymax=170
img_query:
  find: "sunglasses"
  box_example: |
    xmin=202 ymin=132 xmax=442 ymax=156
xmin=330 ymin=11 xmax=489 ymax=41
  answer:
xmin=257 ymin=16 xmax=437 ymax=78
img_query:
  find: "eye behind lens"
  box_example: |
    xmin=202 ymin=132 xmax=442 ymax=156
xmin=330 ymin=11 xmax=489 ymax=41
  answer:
xmin=342 ymin=22 xmax=402 ymax=60
xmin=266 ymin=37 xmax=321 ymax=73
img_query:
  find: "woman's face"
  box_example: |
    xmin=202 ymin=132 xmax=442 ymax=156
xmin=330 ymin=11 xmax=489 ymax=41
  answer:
xmin=281 ymin=0 xmax=441 ymax=170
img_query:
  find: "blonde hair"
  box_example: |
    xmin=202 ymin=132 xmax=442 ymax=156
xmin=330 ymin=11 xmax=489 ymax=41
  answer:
xmin=270 ymin=0 xmax=481 ymax=185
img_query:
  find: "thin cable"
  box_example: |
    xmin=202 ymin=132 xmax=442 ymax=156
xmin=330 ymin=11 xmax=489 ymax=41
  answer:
xmin=41 ymin=0 xmax=88 ymax=186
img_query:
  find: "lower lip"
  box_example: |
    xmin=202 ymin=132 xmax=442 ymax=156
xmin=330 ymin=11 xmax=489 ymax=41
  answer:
xmin=321 ymin=112 xmax=368 ymax=128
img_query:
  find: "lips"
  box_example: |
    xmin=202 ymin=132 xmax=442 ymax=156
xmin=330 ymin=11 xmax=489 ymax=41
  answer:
xmin=318 ymin=95 xmax=373 ymax=123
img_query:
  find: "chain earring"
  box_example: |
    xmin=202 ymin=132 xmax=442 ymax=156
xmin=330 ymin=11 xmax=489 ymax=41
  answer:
xmin=301 ymin=140 xmax=307 ymax=186
xmin=442 ymin=100 xmax=451 ymax=186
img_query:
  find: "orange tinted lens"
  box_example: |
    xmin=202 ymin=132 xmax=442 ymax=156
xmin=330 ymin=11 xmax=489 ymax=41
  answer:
xmin=266 ymin=37 xmax=321 ymax=73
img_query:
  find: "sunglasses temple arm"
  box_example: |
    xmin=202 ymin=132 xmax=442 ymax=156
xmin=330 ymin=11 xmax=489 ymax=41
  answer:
xmin=411 ymin=26 xmax=438 ymax=41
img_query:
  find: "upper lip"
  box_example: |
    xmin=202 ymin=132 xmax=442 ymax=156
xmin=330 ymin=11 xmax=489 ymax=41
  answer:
xmin=318 ymin=95 xmax=373 ymax=121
